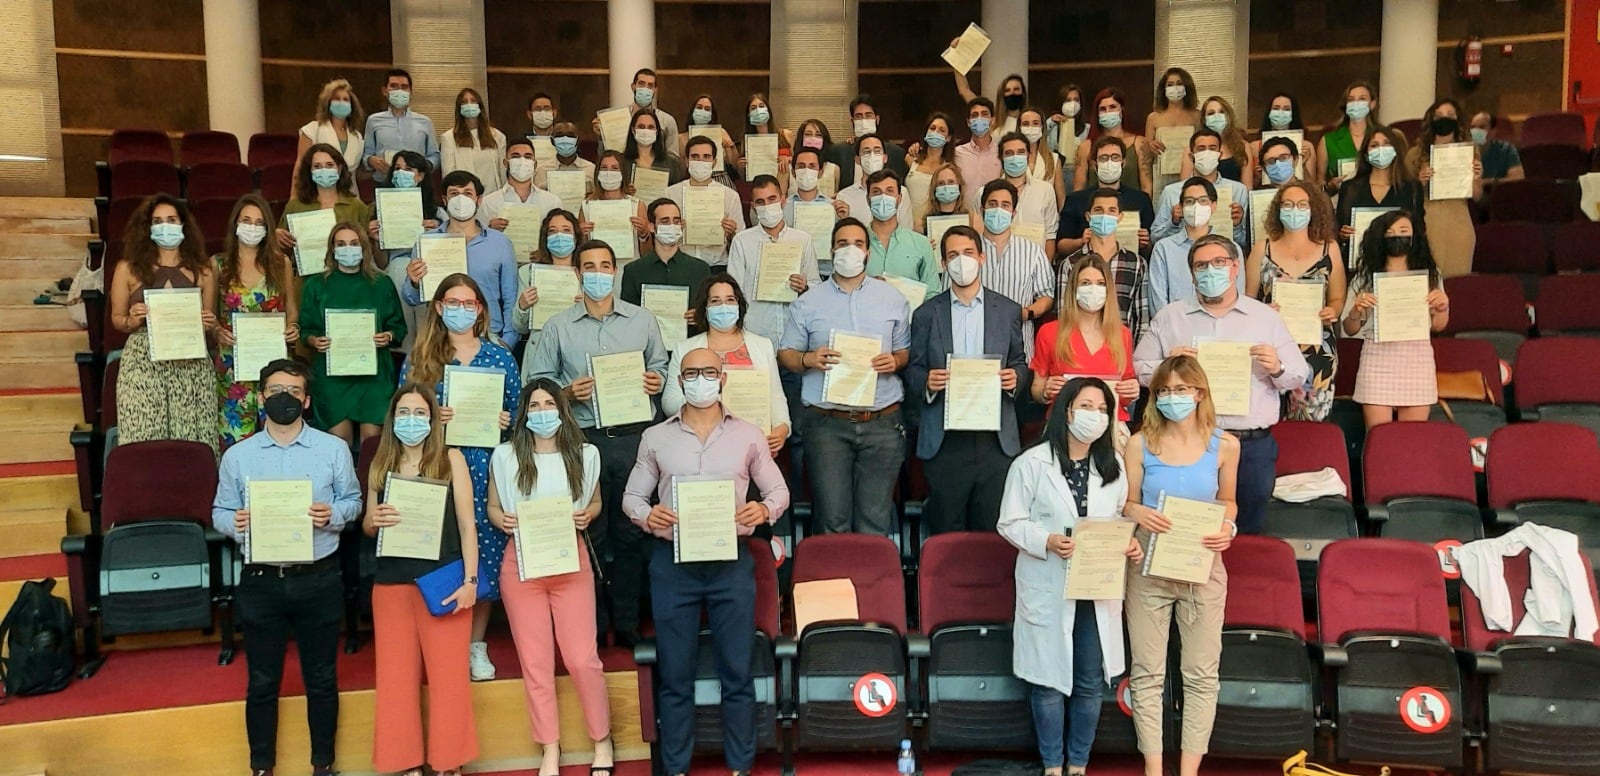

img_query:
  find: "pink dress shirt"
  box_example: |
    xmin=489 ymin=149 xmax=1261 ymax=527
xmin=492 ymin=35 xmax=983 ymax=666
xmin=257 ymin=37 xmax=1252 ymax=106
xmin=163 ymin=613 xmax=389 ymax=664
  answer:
xmin=622 ymin=408 xmax=791 ymax=541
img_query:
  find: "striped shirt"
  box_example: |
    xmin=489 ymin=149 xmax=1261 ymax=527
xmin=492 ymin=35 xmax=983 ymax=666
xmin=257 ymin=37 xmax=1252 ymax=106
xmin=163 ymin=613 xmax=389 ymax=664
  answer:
xmin=979 ymin=234 xmax=1054 ymax=359
xmin=1058 ymin=244 xmax=1149 ymax=344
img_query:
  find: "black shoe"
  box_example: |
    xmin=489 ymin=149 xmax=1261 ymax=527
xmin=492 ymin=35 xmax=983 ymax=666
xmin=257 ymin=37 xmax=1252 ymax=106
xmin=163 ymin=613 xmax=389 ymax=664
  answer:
xmin=311 ymin=767 xmax=338 ymax=776
xmin=249 ymin=770 xmax=272 ymax=776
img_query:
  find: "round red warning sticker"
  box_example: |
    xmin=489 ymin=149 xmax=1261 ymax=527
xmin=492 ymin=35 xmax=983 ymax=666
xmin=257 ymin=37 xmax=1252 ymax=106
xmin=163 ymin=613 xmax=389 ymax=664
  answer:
xmin=1400 ymin=686 xmax=1451 ymax=734
xmin=853 ymin=672 xmax=897 ymax=717
xmin=770 ymin=537 xmax=787 ymax=567
xmin=1117 ymin=677 xmax=1133 ymax=717
xmin=1433 ymin=540 xmax=1463 ymax=580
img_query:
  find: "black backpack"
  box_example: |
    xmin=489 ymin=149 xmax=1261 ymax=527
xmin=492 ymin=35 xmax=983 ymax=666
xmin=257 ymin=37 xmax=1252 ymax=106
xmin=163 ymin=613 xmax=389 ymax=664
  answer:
xmin=950 ymin=760 xmax=1042 ymax=776
xmin=0 ymin=578 xmax=74 ymax=698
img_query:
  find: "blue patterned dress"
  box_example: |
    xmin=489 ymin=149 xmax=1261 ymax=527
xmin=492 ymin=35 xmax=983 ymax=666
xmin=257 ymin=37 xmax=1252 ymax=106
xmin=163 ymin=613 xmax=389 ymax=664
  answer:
xmin=400 ymin=340 xmax=522 ymax=599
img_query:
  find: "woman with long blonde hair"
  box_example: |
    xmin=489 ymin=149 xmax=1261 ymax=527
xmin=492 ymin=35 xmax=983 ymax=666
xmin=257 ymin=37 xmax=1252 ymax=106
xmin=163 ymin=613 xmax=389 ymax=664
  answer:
xmin=1018 ymin=107 xmax=1067 ymax=206
xmin=295 ymin=78 xmax=366 ymax=195
xmin=441 ymin=87 xmax=507 ymax=191
xmin=917 ymin=162 xmax=971 ymax=233
xmin=1180 ymin=96 xmax=1255 ymax=187
xmin=399 ymin=273 xmax=522 ymax=682
xmin=1030 ymin=255 xmax=1139 ymax=427
xmin=212 ymin=193 xmax=299 ymax=449
xmin=1122 ymin=355 xmax=1238 ymax=776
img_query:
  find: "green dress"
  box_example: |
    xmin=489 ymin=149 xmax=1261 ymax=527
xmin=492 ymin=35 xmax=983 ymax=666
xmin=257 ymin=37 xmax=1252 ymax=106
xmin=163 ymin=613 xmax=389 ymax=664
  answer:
xmin=297 ymin=269 xmax=407 ymax=428
xmin=1322 ymin=125 xmax=1357 ymax=180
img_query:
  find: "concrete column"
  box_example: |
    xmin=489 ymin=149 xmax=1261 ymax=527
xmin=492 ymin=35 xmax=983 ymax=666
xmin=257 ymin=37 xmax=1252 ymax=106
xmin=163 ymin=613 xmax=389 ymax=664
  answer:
xmin=202 ymin=0 xmax=264 ymax=156
xmin=609 ymin=0 xmax=657 ymax=109
xmin=1379 ymin=0 xmax=1440 ymax=124
xmin=981 ymin=0 xmax=1029 ymax=97
xmin=771 ymin=0 xmax=858 ymax=133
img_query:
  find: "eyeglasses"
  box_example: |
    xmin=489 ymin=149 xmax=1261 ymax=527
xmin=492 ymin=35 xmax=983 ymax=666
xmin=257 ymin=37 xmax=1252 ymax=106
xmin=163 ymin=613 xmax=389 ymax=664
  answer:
xmin=264 ymin=385 xmax=305 ymax=398
xmin=1155 ymin=384 xmax=1197 ymax=397
xmin=1180 ymin=197 xmax=1214 ymax=207
xmin=441 ymin=300 xmax=481 ymax=312
xmin=1094 ymin=155 xmax=1123 ymax=164
xmin=1280 ymin=201 xmax=1312 ymax=212
xmin=680 ymin=367 xmax=722 ymax=380
xmin=1191 ymin=257 xmax=1234 ymax=271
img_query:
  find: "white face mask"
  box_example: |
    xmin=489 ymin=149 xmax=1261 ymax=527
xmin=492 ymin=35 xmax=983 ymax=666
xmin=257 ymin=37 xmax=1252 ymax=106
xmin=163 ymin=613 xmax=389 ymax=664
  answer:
xmin=633 ymin=128 xmax=658 ymax=147
xmin=530 ymin=109 xmax=554 ymax=129
xmin=235 ymin=223 xmax=267 ymax=246
xmin=1068 ymin=408 xmax=1109 ymax=443
xmin=852 ymin=117 xmax=877 ymax=137
xmin=945 ymin=254 xmax=980 ymax=287
xmin=1096 ymin=160 xmax=1122 ymax=184
xmin=1193 ymin=149 xmax=1221 ymax=177
xmin=682 ymin=376 xmax=722 ymax=409
xmin=832 ymin=245 xmax=867 ymax=278
xmin=687 ymin=159 xmax=715 ymax=182
xmin=860 ymin=152 xmax=885 ymax=175
xmin=1062 ymin=100 xmax=1081 ymax=118
xmin=1021 ymin=126 xmax=1043 ymax=143
xmin=794 ymin=168 xmax=819 ymax=192
xmin=755 ymin=202 xmax=784 ymax=229
xmin=654 ymin=223 xmax=683 ymax=246
xmin=447 ymin=194 xmax=478 ymax=221
xmin=1164 ymin=84 xmax=1187 ymax=103
xmin=1182 ymin=202 xmax=1213 ymax=228
xmin=1075 ymin=284 xmax=1107 ymax=312
xmin=507 ymin=157 xmax=536 ymax=183
xmin=597 ymin=170 xmax=624 ymax=191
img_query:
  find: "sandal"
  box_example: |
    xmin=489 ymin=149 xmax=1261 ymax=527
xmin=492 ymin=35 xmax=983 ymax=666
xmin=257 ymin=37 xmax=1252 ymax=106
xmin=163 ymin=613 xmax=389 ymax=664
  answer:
xmin=590 ymin=734 xmax=616 ymax=776
xmin=538 ymin=741 xmax=562 ymax=776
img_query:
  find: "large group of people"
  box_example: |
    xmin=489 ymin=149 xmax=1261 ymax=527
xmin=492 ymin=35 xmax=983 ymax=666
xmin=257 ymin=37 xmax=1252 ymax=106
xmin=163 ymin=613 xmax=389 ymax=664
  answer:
xmin=100 ymin=60 xmax=1487 ymax=776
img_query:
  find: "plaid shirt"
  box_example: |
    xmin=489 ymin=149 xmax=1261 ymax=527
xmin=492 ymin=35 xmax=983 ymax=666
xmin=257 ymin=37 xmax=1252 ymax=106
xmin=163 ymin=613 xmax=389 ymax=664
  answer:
xmin=1058 ymin=245 xmax=1148 ymax=343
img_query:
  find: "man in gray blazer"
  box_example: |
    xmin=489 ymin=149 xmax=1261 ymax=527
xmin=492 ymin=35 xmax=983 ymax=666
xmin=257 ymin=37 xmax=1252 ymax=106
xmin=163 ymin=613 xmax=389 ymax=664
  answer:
xmin=907 ymin=225 xmax=1030 ymax=534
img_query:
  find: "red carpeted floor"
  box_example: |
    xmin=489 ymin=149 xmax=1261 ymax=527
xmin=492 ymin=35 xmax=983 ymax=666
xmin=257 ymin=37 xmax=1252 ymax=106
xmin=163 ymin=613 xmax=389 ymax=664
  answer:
xmin=477 ymin=752 xmax=1321 ymax=775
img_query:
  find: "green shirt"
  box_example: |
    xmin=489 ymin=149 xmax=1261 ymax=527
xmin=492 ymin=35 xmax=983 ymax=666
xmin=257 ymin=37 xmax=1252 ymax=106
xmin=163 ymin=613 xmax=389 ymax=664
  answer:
xmin=619 ymin=249 xmax=712 ymax=306
xmin=866 ymin=227 xmax=941 ymax=299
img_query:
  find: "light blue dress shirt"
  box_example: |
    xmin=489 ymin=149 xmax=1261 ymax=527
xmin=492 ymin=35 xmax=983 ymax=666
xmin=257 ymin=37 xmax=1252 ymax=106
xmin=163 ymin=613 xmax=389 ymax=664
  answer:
xmin=1149 ymin=174 xmax=1253 ymax=245
xmin=951 ymin=287 xmax=986 ymax=355
xmin=1146 ymin=228 xmax=1246 ymax=317
xmin=779 ymin=276 xmax=911 ymax=411
xmin=362 ymin=109 xmax=441 ymax=183
xmin=211 ymin=422 xmax=363 ymax=563
xmin=398 ymin=221 xmax=522 ymax=349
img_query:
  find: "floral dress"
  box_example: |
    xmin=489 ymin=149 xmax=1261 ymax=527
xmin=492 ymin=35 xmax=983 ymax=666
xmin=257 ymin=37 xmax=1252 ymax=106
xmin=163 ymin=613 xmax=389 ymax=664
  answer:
xmin=1256 ymin=242 xmax=1337 ymax=421
xmin=214 ymin=258 xmax=291 ymax=449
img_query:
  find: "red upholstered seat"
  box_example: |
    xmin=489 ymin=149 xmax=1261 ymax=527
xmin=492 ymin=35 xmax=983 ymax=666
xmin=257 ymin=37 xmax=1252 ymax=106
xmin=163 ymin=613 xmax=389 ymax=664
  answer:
xmin=791 ymin=533 xmax=905 ymax=633
xmin=109 ymin=161 xmax=180 ymax=200
xmin=101 ymin=440 xmax=217 ymax=528
xmin=1461 ymin=550 xmax=1600 ymax=652
xmin=1551 ymin=221 xmax=1600 ymax=272
xmin=1521 ymin=112 xmax=1587 ymax=149
xmin=1364 ymin=422 xmax=1476 ymax=505
xmin=1271 ymin=421 xmax=1350 ymax=499
xmin=1514 ymin=337 xmax=1600 ymax=411
xmin=1222 ymin=534 xmax=1304 ymax=637
xmin=1488 ymin=180 xmax=1575 ymax=224
xmin=184 ymin=162 xmax=253 ymax=201
xmin=1536 ymin=274 xmax=1600 ymax=334
xmin=1318 ymin=538 xmax=1451 ymax=643
xmin=108 ymin=129 xmax=174 ymax=166
xmin=1471 ymin=222 xmax=1547 ymax=275
xmin=247 ymin=132 xmax=300 ymax=169
xmin=1488 ymin=423 xmax=1600 ymax=508
xmin=917 ymin=531 xmax=1015 ymax=634
xmin=180 ymin=130 xmax=241 ymax=166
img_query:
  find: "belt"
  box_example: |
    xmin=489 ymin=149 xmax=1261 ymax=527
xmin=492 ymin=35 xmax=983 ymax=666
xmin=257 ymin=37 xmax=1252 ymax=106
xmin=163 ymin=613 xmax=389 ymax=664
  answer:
xmin=809 ymin=402 xmax=901 ymax=423
xmin=244 ymin=554 xmax=337 ymax=578
xmin=1227 ymin=427 xmax=1271 ymax=441
xmin=586 ymin=421 xmax=653 ymax=438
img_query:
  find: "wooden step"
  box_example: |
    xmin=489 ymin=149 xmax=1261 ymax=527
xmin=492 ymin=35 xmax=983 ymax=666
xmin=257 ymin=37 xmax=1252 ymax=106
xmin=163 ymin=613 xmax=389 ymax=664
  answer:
xmin=0 ymin=216 xmax=95 ymax=234
xmin=0 ymin=196 xmax=97 ymax=221
xmin=0 ymin=394 xmax=81 ymax=465
xmin=0 ymin=390 xmax=82 ymax=422
xmin=0 ymin=577 xmax=71 ymax=623
xmin=0 ymin=508 xmax=73 ymax=559
xmin=0 ymin=303 xmax=78 ymax=332
xmin=0 ymin=234 xmax=95 ymax=263
xmin=0 ymin=356 xmax=79 ymax=391
xmin=0 ymin=474 xmax=77 ymax=511
xmin=0 ymin=330 xmax=88 ymax=359
xmin=0 ymin=257 xmax=84 ymax=283
xmin=0 ymin=278 xmax=69 ymax=302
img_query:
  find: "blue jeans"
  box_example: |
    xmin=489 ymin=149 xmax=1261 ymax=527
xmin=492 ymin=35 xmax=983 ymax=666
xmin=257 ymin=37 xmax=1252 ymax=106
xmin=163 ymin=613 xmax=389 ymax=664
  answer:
xmin=1030 ymin=600 xmax=1106 ymax=768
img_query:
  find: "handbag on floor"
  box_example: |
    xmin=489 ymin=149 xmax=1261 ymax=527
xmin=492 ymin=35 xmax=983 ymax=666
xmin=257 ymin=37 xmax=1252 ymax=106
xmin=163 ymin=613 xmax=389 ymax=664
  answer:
xmin=1282 ymin=749 xmax=1391 ymax=776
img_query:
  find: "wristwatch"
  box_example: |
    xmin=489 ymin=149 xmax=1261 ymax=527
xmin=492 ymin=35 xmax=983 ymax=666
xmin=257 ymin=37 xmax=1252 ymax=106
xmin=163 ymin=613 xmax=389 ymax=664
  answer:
xmin=1225 ymin=520 xmax=1239 ymax=538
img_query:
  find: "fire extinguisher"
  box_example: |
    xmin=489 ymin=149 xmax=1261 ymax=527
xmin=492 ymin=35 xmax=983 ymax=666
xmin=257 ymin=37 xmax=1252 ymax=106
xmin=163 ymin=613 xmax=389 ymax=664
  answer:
xmin=1457 ymin=36 xmax=1483 ymax=87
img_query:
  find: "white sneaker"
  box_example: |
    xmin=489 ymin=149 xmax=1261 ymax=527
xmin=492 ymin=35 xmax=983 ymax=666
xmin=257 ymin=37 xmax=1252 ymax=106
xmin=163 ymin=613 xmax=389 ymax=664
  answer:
xmin=469 ymin=641 xmax=496 ymax=681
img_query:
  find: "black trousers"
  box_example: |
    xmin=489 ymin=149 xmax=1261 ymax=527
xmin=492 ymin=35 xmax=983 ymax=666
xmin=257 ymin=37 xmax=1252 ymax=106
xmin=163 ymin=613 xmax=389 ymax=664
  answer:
xmin=922 ymin=431 xmax=1012 ymax=535
xmin=584 ymin=427 xmax=648 ymax=635
xmin=1234 ymin=432 xmax=1278 ymax=535
xmin=236 ymin=561 xmax=343 ymax=770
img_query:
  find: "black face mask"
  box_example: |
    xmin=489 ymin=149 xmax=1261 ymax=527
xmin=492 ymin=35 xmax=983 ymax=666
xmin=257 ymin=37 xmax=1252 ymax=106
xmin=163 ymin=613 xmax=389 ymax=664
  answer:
xmin=1384 ymin=236 xmax=1414 ymax=258
xmin=263 ymin=392 xmax=304 ymax=426
xmin=1003 ymin=94 xmax=1025 ymax=111
xmin=1431 ymin=117 xmax=1459 ymax=137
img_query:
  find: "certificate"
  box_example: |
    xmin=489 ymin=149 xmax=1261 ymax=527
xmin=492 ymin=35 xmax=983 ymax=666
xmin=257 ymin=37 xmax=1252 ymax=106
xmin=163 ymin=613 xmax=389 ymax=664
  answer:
xmin=1057 ymin=118 xmax=1078 ymax=164
xmin=515 ymin=495 xmax=580 ymax=580
xmin=1374 ymin=270 xmax=1431 ymax=343
xmin=879 ymin=274 xmax=927 ymax=313
xmin=1581 ymin=173 xmax=1600 ymax=221
xmin=1429 ymin=141 xmax=1475 ymax=201
xmin=232 ymin=312 xmax=286 ymax=382
xmin=940 ymin=22 xmax=991 ymax=75
xmin=376 ymin=474 xmax=448 ymax=560
xmin=1141 ymin=495 xmax=1226 ymax=584
xmin=944 ymin=354 xmax=1001 ymax=432
xmin=755 ymin=242 xmax=804 ymax=303
xmin=375 ymin=188 xmax=424 ymax=250
xmin=530 ymin=136 xmax=557 ymax=165
xmin=1065 ymin=519 xmax=1137 ymax=600
xmin=688 ymin=125 xmax=726 ymax=169
xmin=286 ymin=209 xmax=337 ymax=276
xmin=722 ymin=366 xmax=771 ymax=432
xmin=245 ymin=479 xmax=313 ymax=564
xmin=1249 ymin=188 xmax=1276 ymax=247
xmin=546 ymin=169 xmax=588 ymax=215
xmin=499 ymin=202 xmax=548 ymax=263
xmin=1211 ymin=187 xmax=1235 ymax=243
xmin=633 ymin=167 xmax=670 ymax=204
xmin=144 ymin=287 xmax=207 ymax=361
xmin=684 ymin=187 xmax=725 ymax=246
xmin=792 ymin=200 xmax=836 ymax=260
xmin=526 ymin=264 xmax=582 ymax=330
xmin=1195 ymin=339 xmax=1252 ymax=417
xmin=925 ymin=214 xmax=968 ymax=252
xmin=417 ymin=234 xmax=468 ymax=301
xmin=794 ymin=578 xmax=859 ymax=633
xmin=586 ymin=199 xmax=637 ymax=261
xmin=1155 ymin=126 xmax=1193 ymax=176
xmin=1013 ymin=221 xmax=1047 ymax=253
xmin=1337 ymin=158 xmax=1357 ymax=181
xmin=672 ymin=476 xmax=737 ymax=563
xmin=325 ymin=308 xmax=377 ymax=377
xmin=443 ymin=365 xmax=505 ymax=448
xmin=745 ymin=135 xmax=780 ymax=179
xmin=823 ymin=329 xmax=881 ymax=408
xmin=597 ymin=106 xmax=632 ymax=152
xmin=589 ymin=350 xmax=654 ymax=427
xmin=1349 ymin=206 xmax=1398 ymax=267
xmin=1115 ymin=211 xmax=1140 ymax=253
xmin=1273 ymin=280 xmax=1326 ymax=348
xmin=641 ymin=284 xmax=690 ymax=351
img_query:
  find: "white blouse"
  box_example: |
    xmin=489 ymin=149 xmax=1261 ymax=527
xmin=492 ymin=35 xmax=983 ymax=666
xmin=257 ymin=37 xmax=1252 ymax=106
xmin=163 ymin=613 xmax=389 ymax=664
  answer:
xmin=489 ymin=442 xmax=601 ymax=515
xmin=441 ymin=126 xmax=509 ymax=192
xmin=299 ymin=120 xmax=364 ymax=194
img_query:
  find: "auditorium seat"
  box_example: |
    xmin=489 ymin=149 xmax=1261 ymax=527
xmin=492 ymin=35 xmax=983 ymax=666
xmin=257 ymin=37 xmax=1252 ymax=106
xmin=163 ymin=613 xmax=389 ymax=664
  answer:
xmin=1471 ymin=222 xmax=1547 ymax=281
xmin=1521 ymin=112 xmax=1588 ymax=149
xmin=190 ymin=197 xmax=237 ymax=255
xmin=1514 ymin=338 xmax=1600 ymax=437
xmin=99 ymin=130 xmax=176 ymax=197
xmin=1488 ymin=180 xmax=1576 ymax=224
xmin=258 ymin=163 xmax=295 ymax=202
xmin=108 ymin=160 xmax=181 ymax=201
xmin=1211 ymin=535 xmax=1315 ymax=758
xmin=1536 ymin=274 xmax=1600 ymax=335
xmin=1487 ymin=423 xmax=1600 ymax=554
xmin=1428 ymin=337 xmax=1507 ymax=445
xmin=1459 ymin=550 xmax=1600 ymax=775
xmin=183 ymin=162 xmax=253 ymax=202
xmin=1317 ymin=539 xmax=1464 ymax=769
xmin=247 ymin=132 xmax=300 ymax=169
xmin=1363 ymin=421 xmax=1483 ymax=542
xmin=1264 ymin=421 xmax=1357 ymax=602
xmin=1518 ymin=144 xmax=1589 ymax=181
xmin=61 ymin=440 xmax=234 ymax=676
xmin=1441 ymin=275 xmax=1530 ymax=363
xmin=911 ymin=532 xmax=1028 ymax=754
xmin=1388 ymin=118 xmax=1422 ymax=145
xmin=343 ymin=436 xmax=382 ymax=653
xmin=1328 ymin=337 xmax=1365 ymax=476
xmin=1552 ymin=220 xmax=1600 ymax=273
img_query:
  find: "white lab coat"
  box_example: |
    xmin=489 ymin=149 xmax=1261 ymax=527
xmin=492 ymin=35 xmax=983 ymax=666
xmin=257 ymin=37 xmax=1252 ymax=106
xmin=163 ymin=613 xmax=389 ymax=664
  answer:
xmin=997 ymin=442 xmax=1131 ymax=695
xmin=1456 ymin=522 xmax=1598 ymax=643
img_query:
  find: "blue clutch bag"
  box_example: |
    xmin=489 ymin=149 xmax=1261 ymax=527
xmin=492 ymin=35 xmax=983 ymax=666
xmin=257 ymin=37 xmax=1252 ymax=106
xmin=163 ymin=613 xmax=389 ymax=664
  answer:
xmin=415 ymin=559 xmax=491 ymax=617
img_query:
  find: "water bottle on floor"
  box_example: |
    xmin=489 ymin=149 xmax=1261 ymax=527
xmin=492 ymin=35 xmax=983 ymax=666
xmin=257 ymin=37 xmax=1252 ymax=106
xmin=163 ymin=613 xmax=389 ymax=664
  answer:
xmin=896 ymin=738 xmax=916 ymax=775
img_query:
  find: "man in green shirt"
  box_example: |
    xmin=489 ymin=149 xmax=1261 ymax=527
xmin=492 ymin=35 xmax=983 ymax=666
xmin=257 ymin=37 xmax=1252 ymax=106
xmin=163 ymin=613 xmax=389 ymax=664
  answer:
xmin=619 ymin=197 xmax=712 ymax=308
xmin=862 ymin=169 xmax=941 ymax=299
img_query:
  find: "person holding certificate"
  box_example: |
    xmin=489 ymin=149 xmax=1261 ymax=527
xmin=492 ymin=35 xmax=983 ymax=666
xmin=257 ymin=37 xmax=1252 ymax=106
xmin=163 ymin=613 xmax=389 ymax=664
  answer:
xmin=298 ymin=223 xmax=407 ymax=443
xmin=1032 ymin=254 xmax=1139 ymax=427
xmin=535 ymin=122 xmax=598 ymax=196
xmin=1317 ymin=81 xmax=1378 ymax=192
xmin=998 ymin=378 xmax=1142 ymax=776
xmin=1407 ymin=98 xmax=1482 ymax=279
xmin=400 ymin=170 xmax=522 ymax=349
xmin=1250 ymin=93 xmax=1320 ymax=187
xmin=1133 ymin=235 xmax=1308 ymax=536
xmin=861 ymin=170 xmax=941 ymax=297
xmin=524 ymin=92 xmax=559 ymax=142
xmin=1150 ymin=130 xmax=1250 ymax=247
xmin=1147 ymin=177 xmax=1246 ymax=317
xmin=478 ymin=138 xmax=562 ymax=239
xmin=1244 ymin=182 xmax=1347 ymax=422
xmin=439 ymin=87 xmax=507 ymax=192
xmin=1143 ymin=68 xmax=1201 ymax=195
xmin=835 ymin=135 xmax=916 ymax=228
xmin=526 ymin=240 xmax=669 ymax=648
xmin=487 ymin=378 xmax=614 ymax=776
xmin=998 ymin=131 xmax=1061 ymax=250
xmin=108 ymin=194 xmax=221 ymax=455
xmin=1468 ymin=111 xmax=1524 ymax=192
xmin=667 ymin=134 xmax=745 ymax=267
xmin=361 ymin=68 xmax=441 ymax=184
xmin=211 ymin=194 xmax=299 ymax=450
xmin=951 ymin=98 xmax=1002 ymax=207
xmin=738 ymin=93 xmax=792 ymax=180
xmin=294 ymin=78 xmax=365 ymax=197
xmin=1335 ymin=125 xmax=1424 ymax=261
xmin=949 ymin=64 xmax=1027 ymax=139
xmin=794 ymin=119 xmax=845 ymax=198
xmin=783 ymin=146 xmax=837 ymax=232
xmin=975 ymin=180 xmax=1055 ymax=360
xmin=401 ymin=274 xmax=522 ymax=681
xmin=1122 ymin=355 xmax=1239 ymax=776
xmin=915 ymin=162 xmax=971 ymax=236
xmin=1018 ymin=108 xmax=1069 ymax=206
xmin=1057 ymin=186 xmax=1150 ymax=342
xmin=622 ymin=347 xmax=790 ymax=776
xmin=278 ymin=144 xmax=371 ymax=253
xmin=622 ymin=109 xmax=685 ymax=187
xmin=511 ymin=209 xmax=583 ymax=369
xmin=211 ymin=359 xmax=362 ymax=776
xmin=1073 ymin=89 xmax=1151 ymax=195
xmin=1256 ymin=136 xmax=1304 ymax=190
xmin=908 ymin=225 xmax=1027 ymax=533
xmin=663 ymin=273 xmax=791 ymax=455
xmin=902 ymin=113 xmax=954 ymax=217
xmin=583 ymin=151 xmax=649 ymax=253
xmin=1057 ymin=137 xmax=1155 ymax=257
xmin=620 ymin=198 xmax=709 ymax=308
xmin=364 ymin=384 xmax=481 ymax=776
xmin=826 ymin=95 xmax=911 ymax=189
xmin=777 ymin=219 xmax=911 ymax=536
xmin=1342 ymin=211 xmax=1451 ymax=428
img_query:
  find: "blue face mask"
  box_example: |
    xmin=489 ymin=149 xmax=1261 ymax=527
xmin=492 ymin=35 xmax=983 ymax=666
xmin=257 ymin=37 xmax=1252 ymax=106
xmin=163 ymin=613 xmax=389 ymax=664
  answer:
xmin=983 ymin=207 xmax=1012 ymax=234
xmin=1195 ymin=265 xmax=1232 ymax=298
xmin=582 ymin=271 xmax=613 ymax=301
xmin=1155 ymin=394 xmax=1197 ymax=421
xmin=1002 ymin=155 xmax=1029 ymax=178
xmin=524 ymin=408 xmax=562 ymax=438
xmin=969 ymin=117 xmax=992 ymax=137
xmin=1279 ymin=207 xmax=1311 ymax=231
xmin=334 ymin=245 xmax=364 ymax=267
xmin=868 ymin=194 xmax=898 ymax=222
xmin=393 ymin=414 xmax=431 ymax=446
xmin=329 ymin=100 xmax=352 ymax=120
xmin=934 ymin=184 xmax=961 ymax=204
xmin=553 ymin=136 xmax=579 ymax=157
xmin=1346 ymin=101 xmax=1371 ymax=122
xmin=691 ymin=107 xmax=713 ymax=126
xmin=634 ymin=87 xmax=654 ymax=108
xmin=1267 ymin=108 xmax=1292 ymax=130
xmin=748 ymin=106 xmax=770 ymax=126
xmin=546 ymin=232 xmax=576 ymax=257
xmin=311 ymin=167 xmax=340 ymax=189
xmin=706 ymin=303 xmax=740 ymax=331
xmin=923 ymin=132 xmax=947 ymax=149
xmin=441 ymin=306 xmax=478 ymax=334
xmin=1203 ymin=113 xmax=1228 ymax=133
xmin=1470 ymin=128 xmax=1488 ymax=146
xmin=1265 ymin=158 xmax=1295 ymax=185
xmin=1088 ymin=213 xmax=1119 ymax=237
xmin=1366 ymin=145 xmax=1397 ymax=170
xmin=1098 ymin=111 xmax=1122 ymax=129
xmin=459 ymin=103 xmax=481 ymax=119
xmin=391 ymin=169 xmax=417 ymax=188
xmin=150 ymin=222 xmax=185 ymax=249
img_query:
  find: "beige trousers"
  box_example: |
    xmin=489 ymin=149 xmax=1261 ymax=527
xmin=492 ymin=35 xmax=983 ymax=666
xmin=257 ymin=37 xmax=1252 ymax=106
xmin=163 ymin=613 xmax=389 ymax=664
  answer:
xmin=1124 ymin=556 xmax=1228 ymax=755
